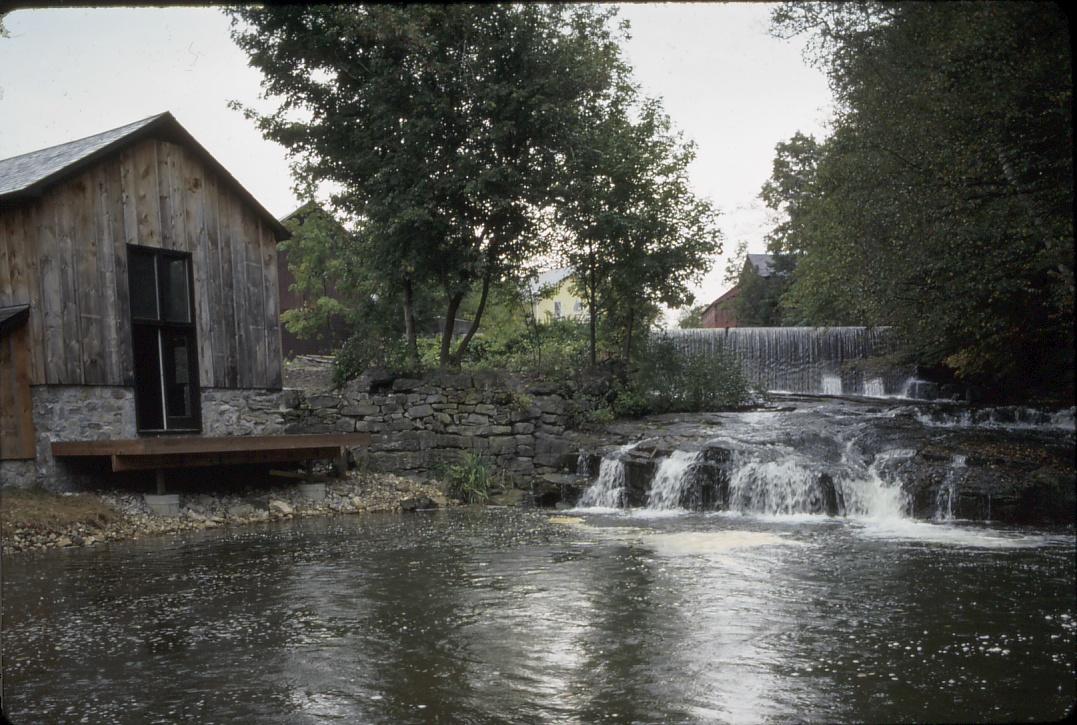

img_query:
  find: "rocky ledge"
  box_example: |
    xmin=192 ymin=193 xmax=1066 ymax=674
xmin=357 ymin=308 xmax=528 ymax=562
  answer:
xmin=1 ymin=472 xmax=457 ymax=555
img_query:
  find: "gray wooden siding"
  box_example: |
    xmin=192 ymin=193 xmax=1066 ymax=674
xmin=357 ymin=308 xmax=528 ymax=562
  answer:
xmin=0 ymin=138 xmax=283 ymax=389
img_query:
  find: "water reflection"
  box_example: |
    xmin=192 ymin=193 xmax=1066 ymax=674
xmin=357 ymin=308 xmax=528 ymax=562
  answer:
xmin=2 ymin=509 xmax=1074 ymax=723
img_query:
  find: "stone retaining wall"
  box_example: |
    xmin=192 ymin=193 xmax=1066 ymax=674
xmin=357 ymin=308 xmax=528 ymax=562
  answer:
xmin=287 ymin=370 xmax=588 ymax=486
xmin=2 ymin=372 xmax=588 ymax=492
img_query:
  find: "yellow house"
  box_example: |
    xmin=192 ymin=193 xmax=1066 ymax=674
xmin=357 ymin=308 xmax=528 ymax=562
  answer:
xmin=528 ymin=267 xmax=587 ymax=322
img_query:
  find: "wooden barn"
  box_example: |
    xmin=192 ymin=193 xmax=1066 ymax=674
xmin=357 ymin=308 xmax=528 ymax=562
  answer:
xmin=0 ymin=112 xmax=361 ymax=491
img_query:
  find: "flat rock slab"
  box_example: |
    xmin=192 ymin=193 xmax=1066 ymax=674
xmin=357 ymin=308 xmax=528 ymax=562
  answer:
xmin=298 ymin=482 xmax=327 ymax=501
xmin=144 ymin=494 xmax=181 ymax=517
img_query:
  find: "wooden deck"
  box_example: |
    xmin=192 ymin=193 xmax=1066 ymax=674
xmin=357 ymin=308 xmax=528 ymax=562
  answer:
xmin=52 ymin=433 xmax=370 ymax=473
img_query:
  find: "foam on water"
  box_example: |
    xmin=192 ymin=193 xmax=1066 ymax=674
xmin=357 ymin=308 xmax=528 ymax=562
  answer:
xmin=853 ymin=520 xmax=1069 ymax=549
xmin=642 ymin=530 xmax=799 ymax=556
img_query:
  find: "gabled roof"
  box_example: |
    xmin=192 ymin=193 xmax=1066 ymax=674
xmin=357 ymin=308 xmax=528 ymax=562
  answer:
xmin=747 ymin=253 xmax=776 ymax=278
xmin=0 ymin=112 xmax=290 ymax=240
xmin=528 ymin=267 xmax=573 ymax=296
xmin=704 ymin=285 xmax=740 ymax=311
xmin=279 ymin=200 xmax=321 ymax=224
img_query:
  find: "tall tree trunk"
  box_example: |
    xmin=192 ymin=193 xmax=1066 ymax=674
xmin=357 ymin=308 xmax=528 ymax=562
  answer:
xmin=588 ymin=250 xmax=598 ymax=367
xmin=452 ymin=270 xmax=492 ymax=365
xmin=439 ymin=291 xmax=465 ymax=367
xmin=402 ymin=277 xmax=418 ymax=367
xmin=623 ymin=306 xmax=635 ymax=362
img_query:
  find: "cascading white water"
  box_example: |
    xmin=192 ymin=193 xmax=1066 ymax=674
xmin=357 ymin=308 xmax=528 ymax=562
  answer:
xmin=914 ymin=405 xmax=1076 ymax=432
xmin=724 ymin=446 xmax=911 ymax=519
xmin=660 ymin=327 xmax=912 ymax=397
xmin=821 ymin=375 xmax=843 ymax=396
xmin=841 ymin=449 xmax=913 ymax=520
xmin=934 ymin=455 xmax=967 ymax=521
xmin=863 ymin=378 xmax=886 ymax=397
xmin=725 ymin=452 xmax=824 ymax=515
xmin=577 ymin=444 xmax=635 ymax=509
xmin=645 ymin=451 xmax=702 ymax=510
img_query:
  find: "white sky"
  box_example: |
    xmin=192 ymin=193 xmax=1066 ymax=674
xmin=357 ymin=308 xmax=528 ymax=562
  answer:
xmin=0 ymin=3 xmax=833 ymax=312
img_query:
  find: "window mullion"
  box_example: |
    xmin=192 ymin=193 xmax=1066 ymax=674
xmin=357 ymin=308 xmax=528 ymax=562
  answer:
xmin=157 ymin=328 xmax=168 ymax=430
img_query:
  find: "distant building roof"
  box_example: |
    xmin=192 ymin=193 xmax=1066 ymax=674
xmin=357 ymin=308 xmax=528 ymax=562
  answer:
xmin=0 ymin=111 xmax=290 ymax=240
xmin=528 ymin=267 xmax=573 ymax=296
xmin=705 ymin=285 xmax=740 ymax=311
xmin=747 ymin=253 xmax=777 ymax=278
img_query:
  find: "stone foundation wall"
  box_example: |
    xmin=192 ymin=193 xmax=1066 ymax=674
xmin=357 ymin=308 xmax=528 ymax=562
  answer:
xmin=200 ymin=388 xmax=299 ymax=436
xmin=1 ymin=385 xmax=299 ymax=491
xmin=288 ymin=370 xmax=589 ymax=486
xmin=0 ymin=373 xmax=587 ymax=492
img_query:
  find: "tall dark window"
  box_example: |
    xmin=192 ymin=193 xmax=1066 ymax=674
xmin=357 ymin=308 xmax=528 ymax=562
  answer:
xmin=128 ymin=245 xmax=200 ymax=432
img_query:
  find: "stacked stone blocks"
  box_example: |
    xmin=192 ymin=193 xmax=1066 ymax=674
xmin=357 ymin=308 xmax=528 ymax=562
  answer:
xmin=287 ymin=370 xmax=584 ymax=486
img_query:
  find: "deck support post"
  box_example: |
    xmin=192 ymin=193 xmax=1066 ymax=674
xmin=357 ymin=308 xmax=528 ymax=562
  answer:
xmin=335 ymin=447 xmax=348 ymax=478
xmin=155 ymin=469 xmax=166 ymax=495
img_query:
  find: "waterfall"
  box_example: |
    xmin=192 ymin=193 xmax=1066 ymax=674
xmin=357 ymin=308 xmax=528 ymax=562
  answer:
xmin=934 ymin=455 xmax=967 ymax=521
xmin=726 ymin=452 xmax=826 ymax=515
xmin=863 ymin=378 xmax=886 ymax=397
xmin=577 ymin=440 xmax=911 ymax=520
xmin=660 ymin=327 xmax=911 ymax=397
xmin=725 ymin=446 xmax=910 ymax=519
xmin=821 ymin=375 xmax=842 ymax=396
xmin=577 ymin=444 xmax=635 ymax=509
xmin=915 ymin=405 xmax=1076 ymax=432
xmin=645 ymin=451 xmax=702 ymax=510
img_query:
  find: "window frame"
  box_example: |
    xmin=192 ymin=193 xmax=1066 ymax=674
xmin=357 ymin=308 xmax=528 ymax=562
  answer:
xmin=127 ymin=244 xmax=202 ymax=434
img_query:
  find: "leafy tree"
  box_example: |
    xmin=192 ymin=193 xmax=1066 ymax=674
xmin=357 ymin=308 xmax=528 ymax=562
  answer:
xmin=557 ymin=93 xmax=722 ymax=363
xmin=676 ymin=303 xmax=706 ymax=329
xmin=278 ymin=202 xmax=352 ymax=349
xmin=766 ymin=1 xmax=1073 ymax=400
xmin=732 ymin=260 xmax=787 ymax=327
xmin=229 ymin=4 xmax=627 ymax=368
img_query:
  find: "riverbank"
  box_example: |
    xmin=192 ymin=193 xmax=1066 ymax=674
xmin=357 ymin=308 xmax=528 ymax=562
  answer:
xmin=0 ymin=472 xmax=456 ymax=555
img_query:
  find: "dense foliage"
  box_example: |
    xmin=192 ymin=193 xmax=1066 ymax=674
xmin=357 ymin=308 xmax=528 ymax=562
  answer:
xmin=626 ymin=336 xmax=753 ymax=415
xmin=556 ymin=93 xmax=722 ymax=363
xmin=230 ymin=5 xmax=718 ymax=378
xmin=229 ymin=4 xmax=627 ymax=367
xmin=733 ymin=261 xmax=789 ymax=327
xmin=765 ymin=2 xmax=1073 ymax=401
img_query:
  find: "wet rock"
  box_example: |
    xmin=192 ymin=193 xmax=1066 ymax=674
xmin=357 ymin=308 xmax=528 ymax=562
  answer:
xmin=227 ymin=503 xmax=256 ymax=519
xmin=400 ymin=496 xmax=437 ymax=512
xmin=818 ymin=473 xmax=841 ymax=516
xmin=269 ymin=500 xmax=294 ymax=516
xmin=489 ymin=488 xmax=527 ymax=507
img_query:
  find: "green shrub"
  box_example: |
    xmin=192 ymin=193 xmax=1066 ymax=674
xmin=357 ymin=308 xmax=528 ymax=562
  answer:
xmin=580 ymin=405 xmax=616 ymax=428
xmin=442 ymin=452 xmax=496 ymax=504
xmin=610 ymin=383 xmax=651 ymax=418
xmin=618 ymin=335 xmax=753 ymax=414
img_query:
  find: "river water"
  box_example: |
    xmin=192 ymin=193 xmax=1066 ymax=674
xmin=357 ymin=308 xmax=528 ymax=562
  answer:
xmin=2 ymin=506 xmax=1073 ymax=723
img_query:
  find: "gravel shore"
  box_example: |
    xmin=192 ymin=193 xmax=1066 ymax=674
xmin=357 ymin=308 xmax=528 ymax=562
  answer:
xmin=1 ymin=472 xmax=456 ymax=555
